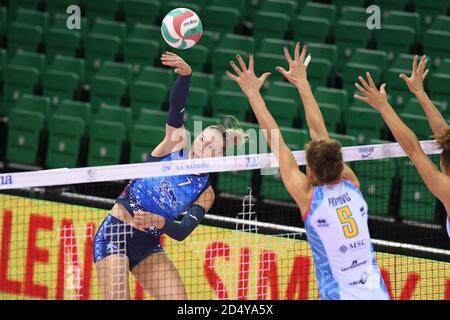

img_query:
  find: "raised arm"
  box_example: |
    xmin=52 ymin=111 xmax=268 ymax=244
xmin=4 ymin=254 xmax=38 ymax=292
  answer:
xmin=399 ymin=55 xmax=448 ymax=137
xmin=277 ymin=43 xmax=359 ymax=187
xmin=355 ymin=73 xmax=450 ymax=206
xmin=226 ymin=54 xmax=312 ymax=209
xmin=151 ymin=52 xmax=192 ymax=157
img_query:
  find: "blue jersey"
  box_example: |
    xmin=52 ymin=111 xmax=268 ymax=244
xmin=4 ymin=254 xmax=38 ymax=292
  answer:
xmin=447 ymin=218 xmax=450 ymax=239
xmin=117 ymin=149 xmax=209 ymax=221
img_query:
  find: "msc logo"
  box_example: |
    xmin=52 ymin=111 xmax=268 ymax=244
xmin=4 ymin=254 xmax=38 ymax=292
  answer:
xmin=0 ymin=175 xmax=13 ymax=185
xmin=359 ymin=146 xmax=375 ymax=159
xmin=340 ymin=239 xmax=368 ymax=254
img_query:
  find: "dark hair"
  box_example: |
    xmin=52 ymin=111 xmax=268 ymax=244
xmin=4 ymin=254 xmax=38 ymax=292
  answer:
xmin=305 ymin=139 xmax=344 ymax=184
xmin=436 ymin=126 xmax=450 ymax=171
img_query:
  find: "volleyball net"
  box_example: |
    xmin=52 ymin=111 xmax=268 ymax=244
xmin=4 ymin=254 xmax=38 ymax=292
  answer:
xmin=0 ymin=139 xmax=449 ymax=300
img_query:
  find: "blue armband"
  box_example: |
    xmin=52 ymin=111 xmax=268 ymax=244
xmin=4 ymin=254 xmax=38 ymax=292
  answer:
xmin=167 ymin=75 xmax=191 ymax=128
xmin=161 ymin=204 xmax=205 ymax=241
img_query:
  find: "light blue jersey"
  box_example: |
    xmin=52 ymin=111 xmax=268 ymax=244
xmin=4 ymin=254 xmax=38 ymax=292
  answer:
xmin=303 ymin=180 xmax=390 ymax=300
xmin=447 ymin=218 xmax=450 ymax=239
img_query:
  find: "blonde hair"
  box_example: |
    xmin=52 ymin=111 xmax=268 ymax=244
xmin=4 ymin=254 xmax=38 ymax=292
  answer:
xmin=436 ymin=126 xmax=450 ymax=170
xmin=208 ymin=115 xmax=248 ymax=154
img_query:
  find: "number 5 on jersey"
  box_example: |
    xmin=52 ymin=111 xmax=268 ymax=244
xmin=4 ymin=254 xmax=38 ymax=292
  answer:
xmin=337 ymin=206 xmax=359 ymax=238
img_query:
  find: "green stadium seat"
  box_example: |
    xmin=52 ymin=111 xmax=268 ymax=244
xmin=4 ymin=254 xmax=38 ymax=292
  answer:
xmin=7 ymin=22 xmax=42 ymax=54
xmin=124 ymin=0 xmax=161 ymax=29
xmin=210 ymin=91 xmax=249 ymax=122
xmin=13 ymin=8 xmax=49 ymax=32
xmin=342 ymin=49 xmax=387 ymax=98
xmin=217 ymin=77 xmax=242 ymax=93
xmin=6 ymin=109 xmax=45 ymax=166
xmin=129 ymin=125 xmax=166 ymax=163
xmin=84 ymin=34 xmax=121 ymax=81
xmin=353 ymin=158 xmax=396 ymax=216
xmin=403 ymin=98 xmax=446 ymax=117
xmin=185 ymin=88 xmax=208 ymax=117
xmin=84 ymin=0 xmax=121 ymax=23
xmin=45 ymin=115 xmax=86 ymax=169
xmin=190 ymin=72 xmax=215 ymax=93
xmin=9 ymin=0 xmax=41 ymax=15
xmin=307 ymin=43 xmax=338 ymax=68
xmin=258 ymin=38 xmax=295 ymax=55
xmin=95 ymin=105 xmax=132 ymax=131
xmin=258 ymin=0 xmax=298 ymax=19
xmin=334 ymin=0 xmax=365 ymax=13
xmin=45 ymin=28 xmax=82 ymax=61
xmin=423 ymin=30 xmax=450 ymax=68
xmin=161 ymin=1 xmax=203 ymax=22
xmin=346 ymin=107 xmax=385 ymax=144
xmin=307 ymin=58 xmax=333 ymax=88
xmin=91 ymin=18 xmax=126 ymax=43
xmin=411 ymin=0 xmax=449 ymax=26
xmin=399 ymin=158 xmax=438 ymax=222
xmin=266 ymin=81 xmax=299 ymax=101
xmin=203 ymin=6 xmax=240 ymax=37
xmin=253 ymin=12 xmax=290 ymax=47
xmin=87 ymin=120 xmax=126 ymax=166
xmin=45 ymin=0 xmax=82 ymax=17
xmin=55 ymin=100 xmax=91 ymax=124
xmin=43 ymin=56 xmax=85 ymax=106
xmin=372 ymin=0 xmax=408 ymax=15
xmin=340 ymin=6 xmax=368 ymax=23
xmin=301 ymin=2 xmax=337 ymax=25
xmin=51 ymin=12 xmax=88 ymax=42
xmin=0 ymin=48 xmax=6 ymax=81
xmin=400 ymin=114 xmax=433 ymax=140
xmin=281 ymin=127 xmax=308 ymax=147
xmin=335 ymin=20 xmax=372 ymax=59
xmin=0 ymin=7 xmax=6 ymax=38
xmin=197 ymin=30 xmax=217 ymax=50
xmin=384 ymin=11 xmax=421 ymax=39
xmin=174 ymin=45 xmax=209 ymax=73
xmin=375 ymin=25 xmax=415 ymax=61
xmin=292 ymin=16 xmax=331 ymax=44
xmin=428 ymin=59 xmax=450 ymax=111
xmin=212 ymin=34 xmax=254 ymax=82
xmin=90 ymin=61 xmax=133 ymax=112
xmin=254 ymin=53 xmax=287 ymax=83
xmin=130 ymin=66 xmax=174 ymax=117
xmin=2 ymin=51 xmax=45 ymax=115
xmin=210 ymin=0 xmax=246 ymax=18
xmin=384 ymin=54 xmax=415 ymax=109
xmin=263 ymin=96 xmax=297 ymax=128
xmin=16 ymin=94 xmax=51 ymax=118
xmin=135 ymin=109 xmax=167 ymax=126
xmin=329 ymin=132 xmax=357 ymax=146
xmin=314 ymin=87 xmax=349 ymax=111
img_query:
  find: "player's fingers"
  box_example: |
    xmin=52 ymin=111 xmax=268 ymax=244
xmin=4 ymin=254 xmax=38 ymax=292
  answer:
xmin=358 ymin=76 xmax=371 ymax=91
xmin=225 ymin=70 xmax=239 ymax=81
xmin=412 ymin=55 xmax=418 ymax=74
xmin=259 ymin=72 xmax=271 ymax=83
xmin=354 ymin=94 xmax=369 ymax=103
xmin=249 ymin=53 xmax=254 ymax=72
xmin=380 ymin=83 xmax=387 ymax=94
xmin=399 ymin=73 xmax=408 ymax=82
xmin=283 ymin=46 xmax=293 ymax=64
xmin=418 ymin=55 xmax=427 ymax=74
xmin=275 ymin=66 xmax=289 ymax=77
xmin=236 ymin=54 xmax=247 ymax=72
xmin=229 ymin=60 xmax=242 ymax=75
xmin=423 ymin=69 xmax=430 ymax=79
xmin=299 ymin=44 xmax=307 ymax=63
xmin=294 ymin=42 xmax=300 ymax=61
xmin=366 ymin=72 xmax=376 ymax=89
xmin=164 ymin=51 xmax=177 ymax=56
xmin=355 ymin=83 xmax=368 ymax=96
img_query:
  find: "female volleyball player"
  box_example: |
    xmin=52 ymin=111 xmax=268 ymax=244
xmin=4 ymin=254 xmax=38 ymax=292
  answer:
xmin=226 ymin=43 xmax=390 ymax=300
xmin=94 ymin=52 xmax=246 ymax=299
xmin=354 ymin=55 xmax=450 ymax=239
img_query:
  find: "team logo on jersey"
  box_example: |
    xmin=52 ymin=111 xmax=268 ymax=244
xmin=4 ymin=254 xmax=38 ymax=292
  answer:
xmin=316 ymin=219 xmax=330 ymax=227
xmin=339 ymin=239 xmax=368 ymax=254
xmin=341 ymin=259 xmax=368 ymax=272
xmin=154 ymin=180 xmax=178 ymax=207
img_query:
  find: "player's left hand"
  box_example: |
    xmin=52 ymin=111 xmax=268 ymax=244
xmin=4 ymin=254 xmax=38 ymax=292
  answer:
xmin=354 ymin=72 xmax=390 ymax=111
xmin=226 ymin=53 xmax=271 ymax=98
xmin=132 ymin=210 xmax=166 ymax=231
xmin=161 ymin=51 xmax=192 ymax=76
xmin=399 ymin=55 xmax=429 ymax=95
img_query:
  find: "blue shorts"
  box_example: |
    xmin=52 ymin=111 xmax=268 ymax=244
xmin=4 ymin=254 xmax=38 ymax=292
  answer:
xmin=93 ymin=214 xmax=164 ymax=270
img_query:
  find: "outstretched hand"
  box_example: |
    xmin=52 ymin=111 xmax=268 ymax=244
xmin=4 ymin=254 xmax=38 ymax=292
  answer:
xmin=161 ymin=51 xmax=192 ymax=76
xmin=225 ymin=54 xmax=271 ymax=98
xmin=354 ymin=72 xmax=390 ymax=112
xmin=276 ymin=42 xmax=310 ymax=86
xmin=399 ymin=55 xmax=429 ymax=95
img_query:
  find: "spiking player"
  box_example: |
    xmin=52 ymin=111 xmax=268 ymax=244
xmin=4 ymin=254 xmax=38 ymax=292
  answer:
xmin=93 ymin=52 xmax=246 ymax=299
xmin=354 ymin=55 xmax=450 ymax=239
xmin=226 ymin=43 xmax=390 ymax=300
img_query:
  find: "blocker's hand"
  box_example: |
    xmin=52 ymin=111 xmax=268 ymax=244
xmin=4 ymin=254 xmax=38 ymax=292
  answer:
xmin=132 ymin=210 xmax=166 ymax=231
xmin=399 ymin=55 xmax=429 ymax=95
xmin=225 ymin=53 xmax=271 ymax=98
xmin=161 ymin=51 xmax=192 ymax=76
xmin=354 ymin=72 xmax=390 ymax=112
xmin=276 ymin=42 xmax=310 ymax=86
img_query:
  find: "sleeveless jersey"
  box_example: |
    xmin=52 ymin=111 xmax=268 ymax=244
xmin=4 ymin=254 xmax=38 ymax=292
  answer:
xmin=303 ymin=180 xmax=390 ymax=300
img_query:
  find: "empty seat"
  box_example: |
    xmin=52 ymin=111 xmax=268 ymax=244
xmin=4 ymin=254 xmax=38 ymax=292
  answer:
xmin=90 ymin=61 xmax=133 ymax=112
xmin=253 ymin=12 xmax=290 ymax=47
xmin=190 ymin=72 xmax=215 ymax=93
xmin=123 ymin=0 xmax=161 ymax=28
xmin=45 ymin=28 xmax=82 ymax=61
xmin=346 ymin=107 xmax=385 ymax=144
xmin=203 ymin=6 xmax=240 ymax=36
xmin=292 ymin=16 xmax=331 ymax=44
xmin=403 ymin=98 xmax=445 ymax=117
xmin=45 ymin=0 xmax=82 ymax=17
xmin=94 ymin=105 xmax=132 ymax=130
xmin=129 ymin=125 xmax=165 ymax=163
xmin=384 ymin=54 xmax=416 ymax=108
xmin=7 ymin=22 xmax=42 ymax=54
xmin=46 ymin=115 xmax=86 ymax=169
xmin=334 ymin=20 xmax=372 ymax=59
xmin=258 ymin=0 xmax=298 ymax=19
xmin=340 ymin=6 xmax=368 ymax=23
xmin=186 ymin=88 xmax=208 ymax=117
xmin=6 ymin=109 xmax=45 ymax=166
xmin=135 ymin=109 xmax=168 ymax=126
xmin=428 ymin=59 xmax=450 ymax=111
xmin=264 ymin=96 xmax=297 ymax=128
xmin=55 ymin=100 xmax=92 ymax=124
xmin=307 ymin=58 xmax=333 ymax=88
xmin=84 ymin=0 xmax=121 ymax=22
xmin=16 ymin=94 xmax=51 ymax=118
xmin=307 ymin=43 xmax=338 ymax=68
xmin=411 ymin=0 xmax=449 ymax=26
xmin=210 ymin=91 xmax=249 ymax=122
xmin=400 ymin=114 xmax=433 ymax=140
xmin=385 ymin=11 xmax=421 ymax=39
xmin=329 ymin=133 xmax=357 ymax=146
xmin=177 ymin=45 xmax=209 ymax=72
xmin=301 ymin=2 xmax=337 ymax=25
xmin=372 ymin=0 xmax=408 ymax=15
xmin=87 ymin=120 xmax=127 ymax=166
xmin=375 ymin=25 xmax=415 ymax=61
xmin=314 ymin=87 xmax=349 ymax=112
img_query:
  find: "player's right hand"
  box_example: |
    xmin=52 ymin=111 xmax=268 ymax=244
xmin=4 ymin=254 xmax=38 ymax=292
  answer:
xmin=399 ymin=55 xmax=429 ymax=95
xmin=276 ymin=42 xmax=309 ymax=86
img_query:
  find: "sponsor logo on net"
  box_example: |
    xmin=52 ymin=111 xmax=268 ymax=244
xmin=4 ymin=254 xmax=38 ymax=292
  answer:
xmin=339 ymin=239 xmax=368 ymax=254
xmin=359 ymin=146 xmax=375 ymax=159
xmin=246 ymin=156 xmax=258 ymax=168
xmin=0 ymin=175 xmax=13 ymax=186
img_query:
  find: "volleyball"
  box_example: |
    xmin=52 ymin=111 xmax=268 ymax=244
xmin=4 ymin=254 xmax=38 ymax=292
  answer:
xmin=161 ymin=8 xmax=203 ymax=49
